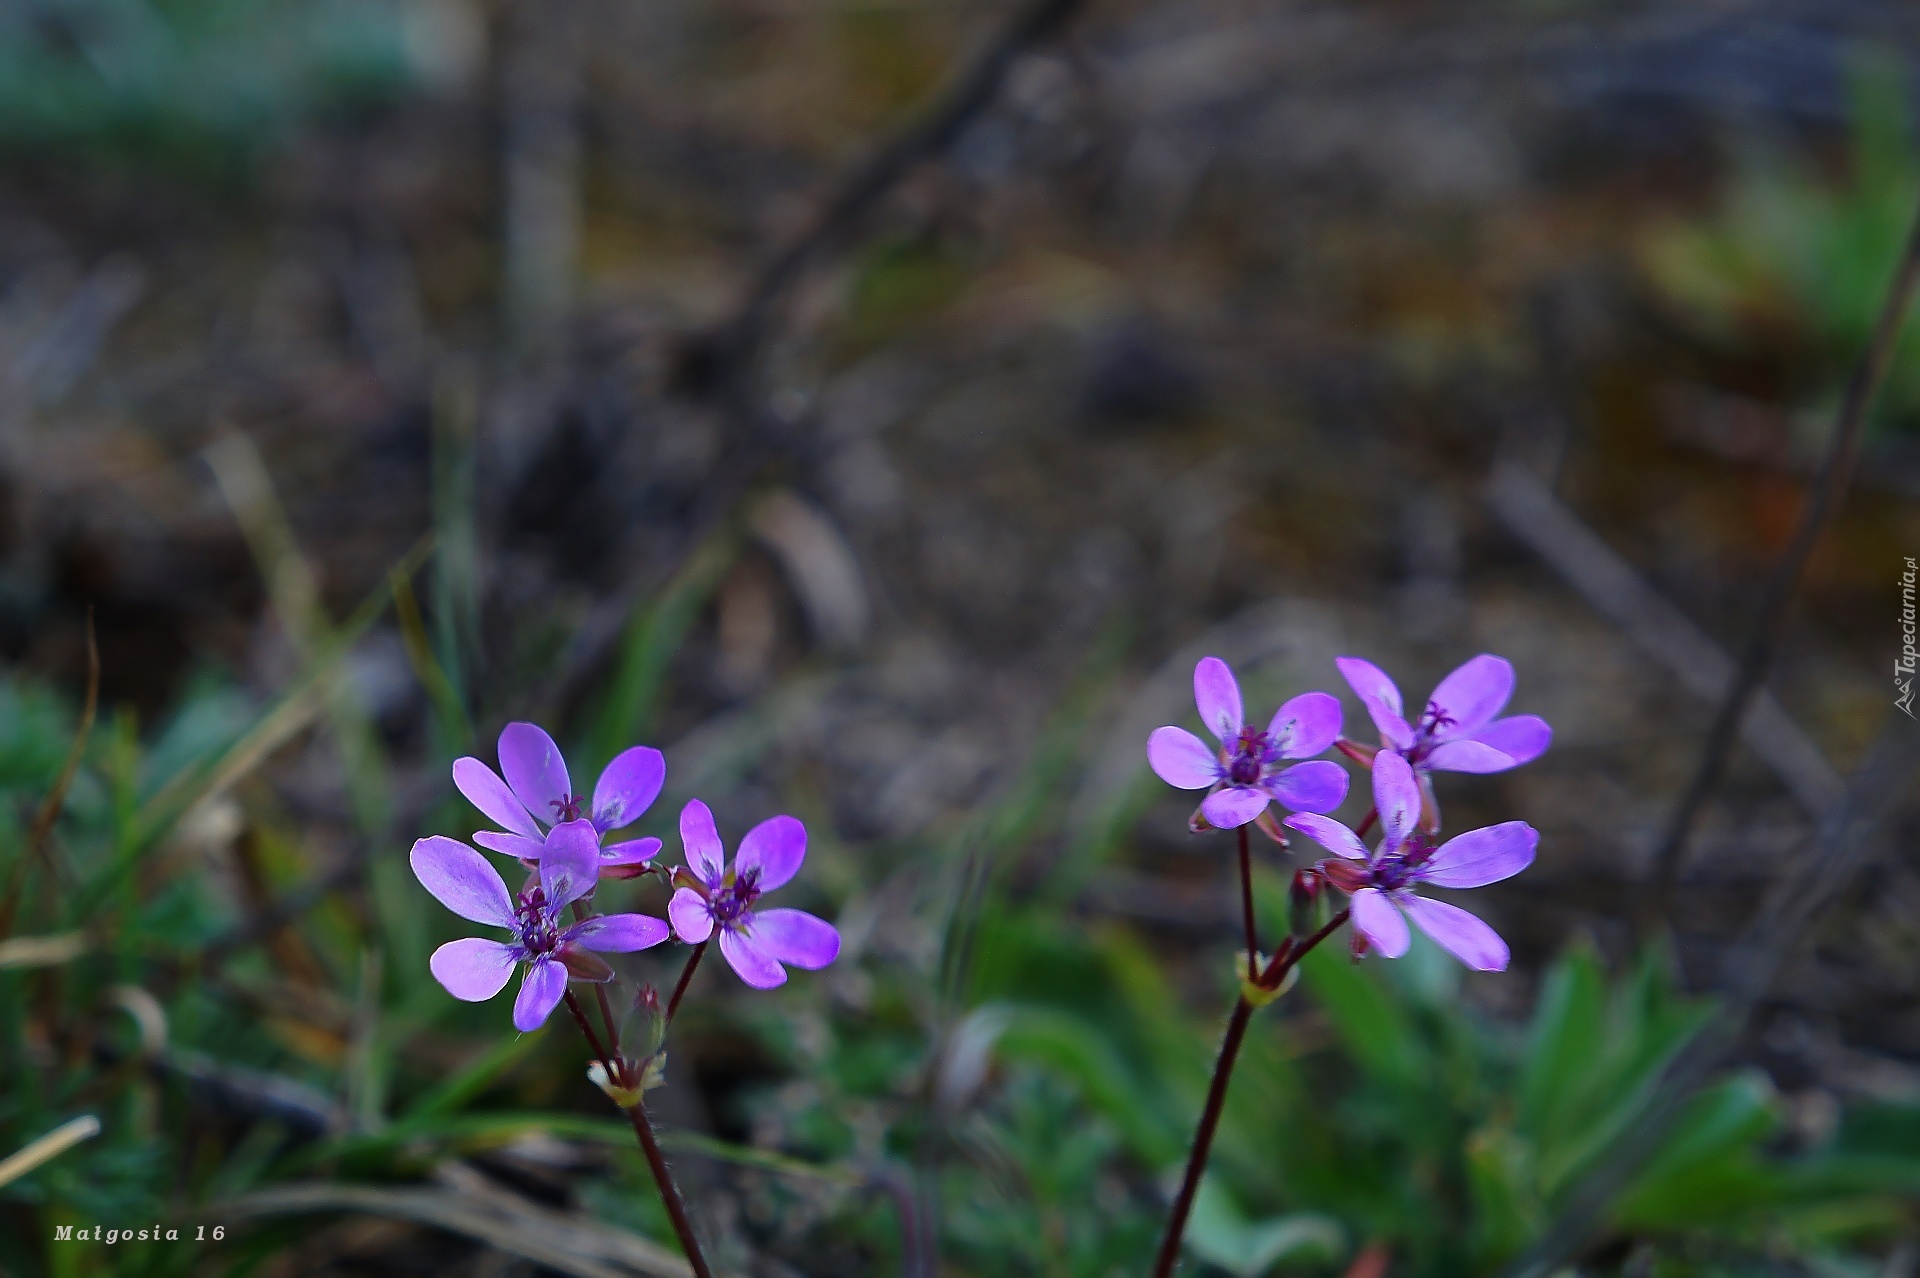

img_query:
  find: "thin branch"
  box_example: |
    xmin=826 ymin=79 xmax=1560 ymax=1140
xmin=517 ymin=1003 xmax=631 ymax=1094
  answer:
xmin=694 ymin=0 xmax=1092 ymax=384
xmin=1486 ymin=462 xmax=1843 ymax=814
xmin=0 ymin=613 xmax=97 ymax=937
xmin=1644 ymin=194 xmax=1920 ymax=918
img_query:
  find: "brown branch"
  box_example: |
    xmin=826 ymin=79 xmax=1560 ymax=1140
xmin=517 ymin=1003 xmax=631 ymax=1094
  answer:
xmin=1643 ymin=193 xmax=1920 ymax=920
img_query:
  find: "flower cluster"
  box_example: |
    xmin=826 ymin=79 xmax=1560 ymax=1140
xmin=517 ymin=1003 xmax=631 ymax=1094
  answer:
xmin=413 ymin=724 xmax=840 ymax=1029
xmin=1149 ymin=652 xmax=1547 ymax=971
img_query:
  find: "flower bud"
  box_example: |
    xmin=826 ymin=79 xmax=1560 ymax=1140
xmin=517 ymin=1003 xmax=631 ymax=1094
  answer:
xmin=1288 ymin=869 xmax=1322 ymax=938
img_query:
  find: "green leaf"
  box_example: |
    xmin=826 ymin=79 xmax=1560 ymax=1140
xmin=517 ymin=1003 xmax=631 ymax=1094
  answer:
xmin=1184 ymin=1177 xmax=1345 ymax=1277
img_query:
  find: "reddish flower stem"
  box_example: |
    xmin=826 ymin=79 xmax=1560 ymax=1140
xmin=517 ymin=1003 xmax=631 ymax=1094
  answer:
xmin=564 ymin=991 xmax=713 ymax=1278
xmin=1354 ymin=806 xmax=1378 ymax=838
xmin=667 ymin=941 xmax=707 ymax=1024
xmin=1236 ymin=825 xmax=1258 ymax=980
xmin=1149 ymin=907 xmax=1352 ymax=1278
xmin=570 ymin=901 xmax=626 ymax=1059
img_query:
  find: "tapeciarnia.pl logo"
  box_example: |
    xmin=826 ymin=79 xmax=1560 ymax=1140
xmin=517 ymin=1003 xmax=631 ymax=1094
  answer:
xmin=1899 ymin=556 xmax=1917 ymax=718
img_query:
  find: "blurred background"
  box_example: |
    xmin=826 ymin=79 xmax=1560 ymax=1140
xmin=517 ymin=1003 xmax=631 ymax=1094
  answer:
xmin=2 ymin=0 xmax=1919 ymax=1274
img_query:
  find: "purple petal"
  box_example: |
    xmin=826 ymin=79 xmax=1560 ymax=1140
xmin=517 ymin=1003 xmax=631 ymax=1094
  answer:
xmin=600 ymin=837 xmax=662 ymax=867
xmin=1336 ymin=657 xmax=1414 ymax=751
xmin=1349 ymin=887 xmax=1410 ymax=959
xmin=737 ymin=815 xmax=807 ymax=892
xmin=680 ymin=799 xmax=726 ymax=884
xmin=473 ymin=831 xmax=546 ymax=861
xmin=592 ymin=746 xmax=666 ymax=833
xmin=498 ymin=722 xmax=571 ymax=823
xmin=429 ymin=938 xmax=518 ymax=1001
xmin=1422 ymin=739 xmax=1516 ymax=773
xmin=453 ymin=758 xmax=541 ymax=838
xmin=513 ymin=957 xmax=569 ymax=1031
xmin=1426 ymin=655 xmax=1513 ymax=739
xmin=539 ymin=820 xmax=601 ymax=911
xmin=1201 ymin=785 xmax=1269 ymax=829
xmin=411 ymin=837 xmax=515 ymax=928
xmin=1268 ymin=692 xmax=1343 ymax=759
xmin=1265 ymin=760 xmax=1349 ymax=814
xmin=565 ymin=913 xmax=671 ymax=952
xmin=749 ymin=908 xmax=840 ymax=969
xmin=1193 ymin=656 xmax=1244 ymax=744
xmin=1419 ymin=821 xmax=1538 ymax=889
xmin=1401 ymin=895 xmax=1509 ymax=971
xmin=1371 ymin=752 xmax=1422 ymax=853
xmin=1148 ymin=726 xmax=1221 ymax=790
xmin=1282 ymin=812 xmax=1369 ymax=860
xmin=1464 ymin=715 xmax=1552 ymax=767
xmin=669 ymin=888 xmax=714 ymax=943
xmin=719 ymin=927 xmax=787 ymax=989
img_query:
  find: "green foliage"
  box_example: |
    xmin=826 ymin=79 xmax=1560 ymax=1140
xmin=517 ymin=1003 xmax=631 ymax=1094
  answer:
xmin=1637 ymin=50 xmax=1920 ymax=431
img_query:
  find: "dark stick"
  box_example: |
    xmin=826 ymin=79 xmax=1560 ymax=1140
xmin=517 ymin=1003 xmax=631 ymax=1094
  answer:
xmin=1150 ymin=908 xmax=1352 ymax=1278
xmin=666 ymin=941 xmax=707 ymax=1024
xmin=1644 ymin=194 xmax=1920 ymax=920
xmin=0 ymin=614 xmax=98 ymax=936
xmin=565 ymin=992 xmax=714 ymax=1278
xmin=709 ymin=0 xmax=1090 ymax=374
xmin=1236 ymin=825 xmax=1258 ymax=979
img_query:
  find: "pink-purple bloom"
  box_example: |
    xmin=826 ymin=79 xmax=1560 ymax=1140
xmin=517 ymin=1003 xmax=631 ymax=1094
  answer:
xmin=1335 ymin=654 xmax=1551 ymax=775
xmin=1283 ymin=752 xmax=1536 ymax=971
xmin=667 ymin=800 xmax=840 ymax=990
xmin=1147 ymin=656 xmax=1349 ymax=829
xmin=454 ymin=722 xmax=665 ymax=879
xmin=413 ymin=820 xmax=670 ymax=1030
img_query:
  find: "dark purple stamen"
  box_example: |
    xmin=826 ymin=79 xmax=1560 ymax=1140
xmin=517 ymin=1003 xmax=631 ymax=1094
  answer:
xmin=1417 ymin=704 xmax=1456 ymax=738
xmin=709 ymin=868 xmax=762 ymax=928
xmin=550 ymin=793 xmax=587 ymax=822
xmin=1226 ymin=727 xmax=1271 ymax=786
xmin=515 ymin=887 xmax=561 ymax=954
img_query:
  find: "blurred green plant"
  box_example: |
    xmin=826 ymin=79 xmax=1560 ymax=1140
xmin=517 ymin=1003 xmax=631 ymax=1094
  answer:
xmin=4 ymin=614 xmax=1919 ymax=1277
xmin=0 ymin=0 xmax=464 ymax=177
xmin=1637 ymin=51 xmax=1920 ymax=435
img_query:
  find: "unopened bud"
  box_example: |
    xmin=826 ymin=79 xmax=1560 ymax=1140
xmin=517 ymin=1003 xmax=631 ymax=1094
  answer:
xmin=1289 ymin=869 xmax=1322 ymax=938
xmin=627 ymin=984 xmax=667 ymax=1057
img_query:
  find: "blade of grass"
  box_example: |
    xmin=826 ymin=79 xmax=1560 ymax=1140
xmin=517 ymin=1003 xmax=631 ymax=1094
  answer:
xmin=0 ymin=615 xmax=97 ymax=937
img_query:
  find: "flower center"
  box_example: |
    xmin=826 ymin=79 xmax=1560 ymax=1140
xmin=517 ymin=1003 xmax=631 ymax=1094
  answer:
xmin=710 ymin=868 xmax=762 ymax=928
xmin=550 ymin=793 xmax=587 ymax=823
xmin=1226 ymin=727 xmax=1271 ymax=786
xmin=1416 ymin=703 xmax=1456 ymax=740
xmin=1371 ymin=834 xmax=1435 ymax=892
xmin=515 ymin=887 xmax=561 ymax=954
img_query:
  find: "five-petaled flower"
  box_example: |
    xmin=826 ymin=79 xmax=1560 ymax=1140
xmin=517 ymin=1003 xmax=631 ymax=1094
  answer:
xmin=1283 ymin=752 xmax=1536 ymax=971
xmin=454 ymin=722 xmax=665 ymax=879
xmin=668 ymin=800 xmax=840 ymax=990
xmin=1336 ymin=654 xmax=1551 ymax=777
xmin=414 ymin=820 xmax=670 ymax=1030
xmin=1147 ymin=656 xmax=1349 ymax=829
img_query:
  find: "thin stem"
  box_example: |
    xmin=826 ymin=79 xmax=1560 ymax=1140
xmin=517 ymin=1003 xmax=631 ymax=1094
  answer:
xmin=1236 ymin=826 xmax=1258 ymax=980
xmin=1354 ymin=807 xmax=1377 ymax=839
xmin=571 ymin=902 xmax=627 ymax=1079
xmin=626 ymin=1098 xmax=716 ymax=1278
xmin=565 ymin=992 xmax=714 ymax=1278
xmin=1644 ymin=191 xmax=1920 ymax=923
xmin=1151 ymin=908 xmax=1352 ymax=1278
xmin=667 ymin=941 xmax=707 ymax=1024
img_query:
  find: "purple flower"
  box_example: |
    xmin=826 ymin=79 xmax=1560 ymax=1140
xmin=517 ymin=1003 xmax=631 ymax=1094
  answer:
xmin=1147 ymin=656 xmax=1349 ymax=829
xmin=453 ymin=722 xmax=665 ymax=879
xmin=413 ymin=819 xmax=670 ymax=1030
xmin=667 ymin=800 xmax=840 ymax=990
xmin=1283 ymin=752 xmax=1536 ymax=971
xmin=1335 ymin=654 xmax=1551 ymax=776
